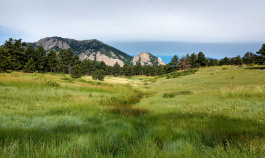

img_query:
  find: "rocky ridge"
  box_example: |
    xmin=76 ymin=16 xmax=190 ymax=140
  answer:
xmin=29 ymin=37 xmax=166 ymax=66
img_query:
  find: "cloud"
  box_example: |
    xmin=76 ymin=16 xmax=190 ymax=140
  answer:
xmin=0 ymin=0 xmax=265 ymax=43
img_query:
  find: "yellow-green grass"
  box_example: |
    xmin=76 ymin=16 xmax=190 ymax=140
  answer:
xmin=0 ymin=66 xmax=264 ymax=157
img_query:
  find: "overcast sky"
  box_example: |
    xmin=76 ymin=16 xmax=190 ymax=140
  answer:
xmin=1 ymin=0 xmax=265 ymax=44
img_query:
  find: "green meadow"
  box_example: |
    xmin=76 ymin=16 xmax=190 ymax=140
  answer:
xmin=0 ymin=66 xmax=264 ymax=157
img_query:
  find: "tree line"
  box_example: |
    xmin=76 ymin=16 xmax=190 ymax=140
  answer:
xmin=0 ymin=38 xmax=264 ymax=80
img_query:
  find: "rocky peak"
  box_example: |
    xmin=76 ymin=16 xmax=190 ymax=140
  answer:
xmin=132 ymin=52 xmax=166 ymax=66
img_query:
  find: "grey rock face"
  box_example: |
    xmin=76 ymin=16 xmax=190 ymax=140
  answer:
xmin=29 ymin=37 xmax=166 ymax=66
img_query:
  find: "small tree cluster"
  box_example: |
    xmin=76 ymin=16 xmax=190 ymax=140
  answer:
xmin=92 ymin=69 xmax=105 ymax=81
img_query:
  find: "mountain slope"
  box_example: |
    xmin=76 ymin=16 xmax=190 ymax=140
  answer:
xmin=29 ymin=37 xmax=166 ymax=66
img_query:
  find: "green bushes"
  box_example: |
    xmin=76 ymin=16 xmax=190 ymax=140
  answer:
xmin=92 ymin=69 xmax=105 ymax=81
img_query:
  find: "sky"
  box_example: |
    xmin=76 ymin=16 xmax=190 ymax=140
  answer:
xmin=1 ymin=0 xmax=265 ymax=59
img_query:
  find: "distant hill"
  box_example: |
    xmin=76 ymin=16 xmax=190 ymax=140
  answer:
xmin=29 ymin=37 xmax=166 ymax=66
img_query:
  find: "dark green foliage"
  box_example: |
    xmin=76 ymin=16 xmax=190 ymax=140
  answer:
xmin=25 ymin=44 xmax=35 ymax=61
xmin=256 ymin=44 xmax=265 ymax=64
xmin=112 ymin=62 xmax=121 ymax=77
xmin=99 ymin=61 xmax=107 ymax=71
xmin=98 ymin=69 xmax=105 ymax=81
xmin=197 ymin=52 xmax=208 ymax=67
xmin=46 ymin=50 xmax=57 ymax=72
xmin=133 ymin=62 xmax=142 ymax=75
xmin=34 ymin=46 xmax=46 ymax=72
xmin=71 ymin=64 xmax=82 ymax=78
xmin=80 ymin=59 xmax=91 ymax=75
xmin=92 ymin=69 xmax=99 ymax=80
xmin=23 ymin=58 xmax=36 ymax=73
xmin=235 ymin=55 xmax=243 ymax=66
xmin=168 ymin=55 xmax=179 ymax=71
xmin=122 ymin=64 xmax=133 ymax=76
xmin=0 ymin=46 xmax=11 ymax=72
xmin=243 ymin=52 xmax=256 ymax=65
xmin=208 ymin=58 xmax=219 ymax=66
xmin=229 ymin=58 xmax=235 ymax=65
xmin=4 ymin=38 xmax=26 ymax=70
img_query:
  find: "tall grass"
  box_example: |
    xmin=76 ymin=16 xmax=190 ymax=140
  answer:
xmin=0 ymin=66 xmax=264 ymax=157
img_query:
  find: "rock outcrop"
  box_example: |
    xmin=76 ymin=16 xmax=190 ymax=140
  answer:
xmin=132 ymin=52 xmax=166 ymax=66
xmin=29 ymin=37 xmax=166 ymax=67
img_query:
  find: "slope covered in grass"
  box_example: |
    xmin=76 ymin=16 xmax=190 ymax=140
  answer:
xmin=0 ymin=66 xmax=264 ymax=157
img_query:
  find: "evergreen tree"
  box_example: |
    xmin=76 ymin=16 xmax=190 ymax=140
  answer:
xmin=197 ymin=52 xmax=208 ymax=67
xmin=143 ymin=66 xmax=151 ymax=76
xmin=4 ymin=38 xmax=26 ymax=70
xmin=98 ymin=69 xmax=105 ymax=81
xmin=25 ymin=44 xmax=35 ymax=61
xmin=91 ymin=61 xmax=99 ymax=74
xmin=230 ymin=58 xmax=235 ymax=65
xmin=80 ymin=59 xmax=91 ymax=75
xmin=256 ymin=44 xmax=265 ymax=64
xmin=46 ymin=50 xmax=57 ymax=72
xmin=189 ymin=53 xmax=198 ymax=68
xmin=235 ymin=55 xmax=243 ymax=66
xmin=34 ymin=46 xmax=46 ymax=72
xmin=0 ymin=46 xmax=11 ymax=72
xmin=92 ymin=69 xmax=99 ymax=80
xmin=71 ymin=64 xmax=82 ymax=78
xmin=112 ymin=62 xmax=121 ymax=77
xmin=122 ymin=63 xmax=133 ymax=76
xmin=133 ymin=62 xmax=142 ymax=75
xmin=208 ymin=58 xmax=219 ymax=66
xmin=222 ymin=57 xmax=230 ymax=65
xmin=243 ymin=52 xmax=256 ymax=65
xmin=99 ymin=61 xmax=107 ymax=71
xmin=168 ymin=55 xmax=179 ymax=71
xmin=23 ymin=58 xmax=36 ymax=73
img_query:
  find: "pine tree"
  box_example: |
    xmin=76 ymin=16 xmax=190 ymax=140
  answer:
xmin=0 ymin=46 xmax=11 ymax=72
xmin=4 ymin=38 xmax=26 ymax=70
xmin=133 ymin=62 xmax=142 ymax=75
xmin=256 ymin=44 xmax=265 ymax=64
xmin=197 ymin=52 xmax=208 ymax=67
xmin=98 ymin=69 xmax=105 ymax=81
xmin=46 ymin=50 xmax=57 ymax=72
xmin=71 ymin=64 xmax=82 ymax=78
xmin=112 ymin=62 xmax=121 ymax=77
xmin=168 ymin=55 xmax=179 ymax=70
xmin=25 ymin=44 xmax=35 ymax=61
xmin=92 ymin=69 xmax=99 ymax=80
xmin=23 ymin=58 xmax=36 ymax=73
xmin=235 ymin=55 xmax=243 ymax=66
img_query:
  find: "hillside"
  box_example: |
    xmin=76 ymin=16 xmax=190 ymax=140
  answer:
xmin=29 ymin=37 xmax=166 ymax=66
xmin=0 ymin=65 xmax=264 ymax=157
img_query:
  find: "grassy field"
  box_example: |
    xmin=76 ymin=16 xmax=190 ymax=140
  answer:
xmin=0 ymin=66 xmax=264 ymax=157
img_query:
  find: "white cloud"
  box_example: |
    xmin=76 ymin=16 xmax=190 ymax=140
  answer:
xmin=0 ymin=0 xmax=265 ymax=43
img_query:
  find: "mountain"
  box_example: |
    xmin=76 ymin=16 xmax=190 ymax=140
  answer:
xmin=132 ymin=52 xmax=166 ymax=66
xmin=29 ymin=37 xmax=166 ymax=66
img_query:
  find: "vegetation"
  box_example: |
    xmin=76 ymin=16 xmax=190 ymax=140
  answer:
xmin=0 ymin=65 xmax=264 ymax=157
xmin=0 ymin=38 xmax=265 ymax=157
xmin=1 ymin=38 xmax=265 ymax=80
